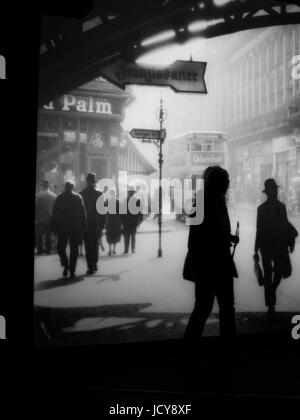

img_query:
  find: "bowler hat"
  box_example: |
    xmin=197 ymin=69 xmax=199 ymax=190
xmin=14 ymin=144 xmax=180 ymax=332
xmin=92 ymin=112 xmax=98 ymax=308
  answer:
xmin=128 ymin=185 xmax=136 ymax=192
xmin=86 ymin=172 xmax=97 ymax=183
xmin=262 ymin=178 xmax=279 ymax=193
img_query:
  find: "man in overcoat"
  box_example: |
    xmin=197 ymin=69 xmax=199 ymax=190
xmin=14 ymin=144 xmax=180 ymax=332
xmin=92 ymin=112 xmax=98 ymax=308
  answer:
xmin=51 ymin=180 xmax=87 ymax=278
xmin=80 ymin=173 xmax=105 ymax=274
xmin=254 ymin=178 xmax=296 ymax=314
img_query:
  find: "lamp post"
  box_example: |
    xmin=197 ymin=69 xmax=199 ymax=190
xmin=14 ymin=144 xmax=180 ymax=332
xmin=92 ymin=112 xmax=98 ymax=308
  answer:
xmin=156 ymin=99 xmax=167 ymax=258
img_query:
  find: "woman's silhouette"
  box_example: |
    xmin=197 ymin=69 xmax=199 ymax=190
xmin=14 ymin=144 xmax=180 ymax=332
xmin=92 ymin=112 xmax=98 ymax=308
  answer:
xmin=184 ymin=166 xmax=239 ymax=339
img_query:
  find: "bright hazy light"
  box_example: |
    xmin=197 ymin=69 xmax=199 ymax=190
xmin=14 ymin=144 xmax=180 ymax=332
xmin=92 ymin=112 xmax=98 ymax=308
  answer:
xmin=141 ymin=30 xmax=176 ymax=47
xmin=123 ymin=37 xmax=211 ymax=136
xmin=188 ymin=18 xmax=224 ymax=33
xmin=213 ymin=0 xmax=235 ymax=6
xmin=136 ymin=38 xmax=208 ymax=65
xmin=136 ymin=45 xmax=183 ymax=65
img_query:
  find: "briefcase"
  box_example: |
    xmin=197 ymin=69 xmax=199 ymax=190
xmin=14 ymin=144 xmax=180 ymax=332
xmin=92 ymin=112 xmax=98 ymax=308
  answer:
xmin=254 ymin=258 xmax=264 ymax=287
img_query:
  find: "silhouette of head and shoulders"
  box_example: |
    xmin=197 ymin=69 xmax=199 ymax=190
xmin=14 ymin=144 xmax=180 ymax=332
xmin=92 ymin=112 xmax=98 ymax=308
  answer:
xmin=258 ymin=178 xmax=285 ymax=212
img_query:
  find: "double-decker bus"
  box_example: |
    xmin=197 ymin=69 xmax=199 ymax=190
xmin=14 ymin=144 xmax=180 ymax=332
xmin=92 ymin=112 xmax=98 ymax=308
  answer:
xmin=167 ymin=130 xmax=228 ymax=220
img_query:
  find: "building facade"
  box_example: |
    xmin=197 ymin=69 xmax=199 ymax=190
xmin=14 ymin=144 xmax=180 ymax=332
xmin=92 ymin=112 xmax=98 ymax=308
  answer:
xmin=204 ymin=25 xmax=300 ymax=212
xmin=37 ymin=78 xmax=155 ymax=192
xmin=165 ymin=24 xmax=300 ymax=214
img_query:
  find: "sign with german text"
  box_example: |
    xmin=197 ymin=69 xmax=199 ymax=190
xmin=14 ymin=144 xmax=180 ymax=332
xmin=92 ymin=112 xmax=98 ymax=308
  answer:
xmin=100 ymin=60 xmax=207 ymax=94
xmin=191 ymin=152 xmax=224 ymax=165
xmin=130 ymin=128 xmax=162 ymax=140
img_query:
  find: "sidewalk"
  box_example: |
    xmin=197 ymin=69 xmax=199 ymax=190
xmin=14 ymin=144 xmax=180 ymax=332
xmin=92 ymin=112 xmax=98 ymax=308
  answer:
xmin=34 ymin=221 xmax=300 ymax=347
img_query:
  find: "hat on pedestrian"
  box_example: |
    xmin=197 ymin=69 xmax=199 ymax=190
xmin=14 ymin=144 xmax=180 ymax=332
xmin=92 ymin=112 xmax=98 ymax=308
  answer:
xmin=65 ymin=180 xmax=75 ymax=190
xmin=262 ymin=178 xmax=279 ymax=193
xmin=86 ymin=172 xmax=97 ymax=184
xmin=128 ymin=185 xmax=136 ymax=192
xmin=40 ymin=179 xmax=49 ymax=187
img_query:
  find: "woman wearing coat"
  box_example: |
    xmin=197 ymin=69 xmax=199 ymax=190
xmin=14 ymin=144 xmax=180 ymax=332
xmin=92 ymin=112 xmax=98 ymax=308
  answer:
xmin=183 ymin=166 xmax=239 ymax=340
xmin=105 ymin=188 xmax=122 ymax=255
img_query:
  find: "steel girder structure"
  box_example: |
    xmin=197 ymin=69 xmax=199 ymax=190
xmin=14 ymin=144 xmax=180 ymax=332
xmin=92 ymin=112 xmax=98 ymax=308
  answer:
xmin=39 ymin=0 xmax=300 ymax=106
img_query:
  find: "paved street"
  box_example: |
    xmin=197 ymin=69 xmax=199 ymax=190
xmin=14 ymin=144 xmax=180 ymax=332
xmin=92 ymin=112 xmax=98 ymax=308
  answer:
xmin=34 ymin=208 xmax=300 ymax=346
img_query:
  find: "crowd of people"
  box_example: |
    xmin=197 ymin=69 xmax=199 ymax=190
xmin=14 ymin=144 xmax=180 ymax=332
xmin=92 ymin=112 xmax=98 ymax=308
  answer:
xmin=35 ymin=173 xmax=144 ymax=278
xmin=36 ymin=167 xmax=298 ymax=340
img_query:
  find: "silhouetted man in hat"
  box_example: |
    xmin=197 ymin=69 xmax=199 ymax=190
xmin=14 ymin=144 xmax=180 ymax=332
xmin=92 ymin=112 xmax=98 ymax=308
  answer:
xmin=35 ymin=179 xmax=57 ymax=255
xmin=51 ymin=181 xmax=87 ymax=278
xmin=80 ymin=173 xmax=105 ymax=274
xmin=254 ymin=178 xmax=296 ymax=314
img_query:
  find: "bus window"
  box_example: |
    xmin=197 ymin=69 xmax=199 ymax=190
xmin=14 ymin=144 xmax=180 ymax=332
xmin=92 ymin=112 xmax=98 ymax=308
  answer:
xmin=202 ymin=140 xmax=213 ymax=151
xmin=191 ymin=142 xmax=202 ymax=151
xmin=214 ymin=141 xmax=224 ymax=152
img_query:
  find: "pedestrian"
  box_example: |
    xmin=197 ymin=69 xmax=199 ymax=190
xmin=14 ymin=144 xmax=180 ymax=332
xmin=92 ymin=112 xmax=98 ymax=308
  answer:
xmin=183 ymin=166 xmax=239 ymax=340
xmin=51 ymin=180 xmax=87 ymax=278
xmin=254 ymin=178 xmax=298 ymax=314
xmin=80 ymin=173 xmax=105 ymax=274
xmin=121 ymin=185 xmax=143 ymax=254
xmin=35 ymin=179 xmax=57 ymax=255
xmin=98 ymin=185 xmax=109 ymax=252
xmin=105 ymin=188 xmax=122 ymax=255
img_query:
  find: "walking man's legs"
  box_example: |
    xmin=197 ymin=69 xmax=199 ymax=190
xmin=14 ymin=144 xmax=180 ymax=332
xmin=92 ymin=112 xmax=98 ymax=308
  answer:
xmin=91 ymin=230 xmax=99 ymax=270
xmin=69 ymin=236 xmax=79 ymax=277
xmin=216 ymin=276 xmax=236 ymax=337
xmin=131 ymin=227 xmax=136 ymax=253
xmin=83 ymin=233 xmax=93 ymax=272
xmin=184 ymin=280 xmax=215 ymax=340
xmin=124 ymin=229 xmax=130 ymax=253
xmin=36 ymin=223 xmax=46 ymax=254
xmin=57 ymin=235 xmax=68 ymax=275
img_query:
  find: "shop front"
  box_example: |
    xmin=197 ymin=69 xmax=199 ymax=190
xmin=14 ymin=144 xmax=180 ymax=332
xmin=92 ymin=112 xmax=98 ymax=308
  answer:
xmin=37 ymin=78 xmax=155 ymax=192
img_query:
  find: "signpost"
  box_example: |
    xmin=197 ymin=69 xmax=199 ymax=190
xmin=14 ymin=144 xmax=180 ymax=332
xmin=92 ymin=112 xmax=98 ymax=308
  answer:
xmin=100 ymin=60 xmax=207 ymax=94
xmin=118 ymin=60 xmax=207 ymax=257
xmin=130 ymin=100 xmax=167 ymax=258
xmin=130 ymin=128 xmax=166 ymax=141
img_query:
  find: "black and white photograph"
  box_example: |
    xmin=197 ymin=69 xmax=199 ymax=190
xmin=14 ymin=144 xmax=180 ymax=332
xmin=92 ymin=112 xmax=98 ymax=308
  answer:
xmin=1 ymin=0 xmax=300 ymax=411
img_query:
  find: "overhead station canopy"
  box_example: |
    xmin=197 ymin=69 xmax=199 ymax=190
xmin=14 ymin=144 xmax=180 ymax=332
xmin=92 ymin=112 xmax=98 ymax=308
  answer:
xmin=39 ymin=0 xmax=300 ymax=106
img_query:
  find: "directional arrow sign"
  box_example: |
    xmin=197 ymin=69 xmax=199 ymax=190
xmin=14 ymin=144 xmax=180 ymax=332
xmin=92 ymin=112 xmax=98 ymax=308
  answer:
xmin=130 ymin=128 xmax=162 ymax=140
xmin=100 ymin=60 xmax=207 ymax=94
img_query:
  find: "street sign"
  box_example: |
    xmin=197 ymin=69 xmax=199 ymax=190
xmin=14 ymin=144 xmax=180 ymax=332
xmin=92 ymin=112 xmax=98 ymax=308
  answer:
xmin=100 ymin=60 xmax=207 ymax=94
xmin=130 ymin=128 xmax=162 ymax=140
xmin=140 ymin=139 xmax=154 ymax=143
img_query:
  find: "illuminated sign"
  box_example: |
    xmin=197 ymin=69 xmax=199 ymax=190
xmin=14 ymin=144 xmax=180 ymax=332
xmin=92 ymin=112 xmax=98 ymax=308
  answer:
xmin=43 ymin=94 xmax=112 ymax=115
